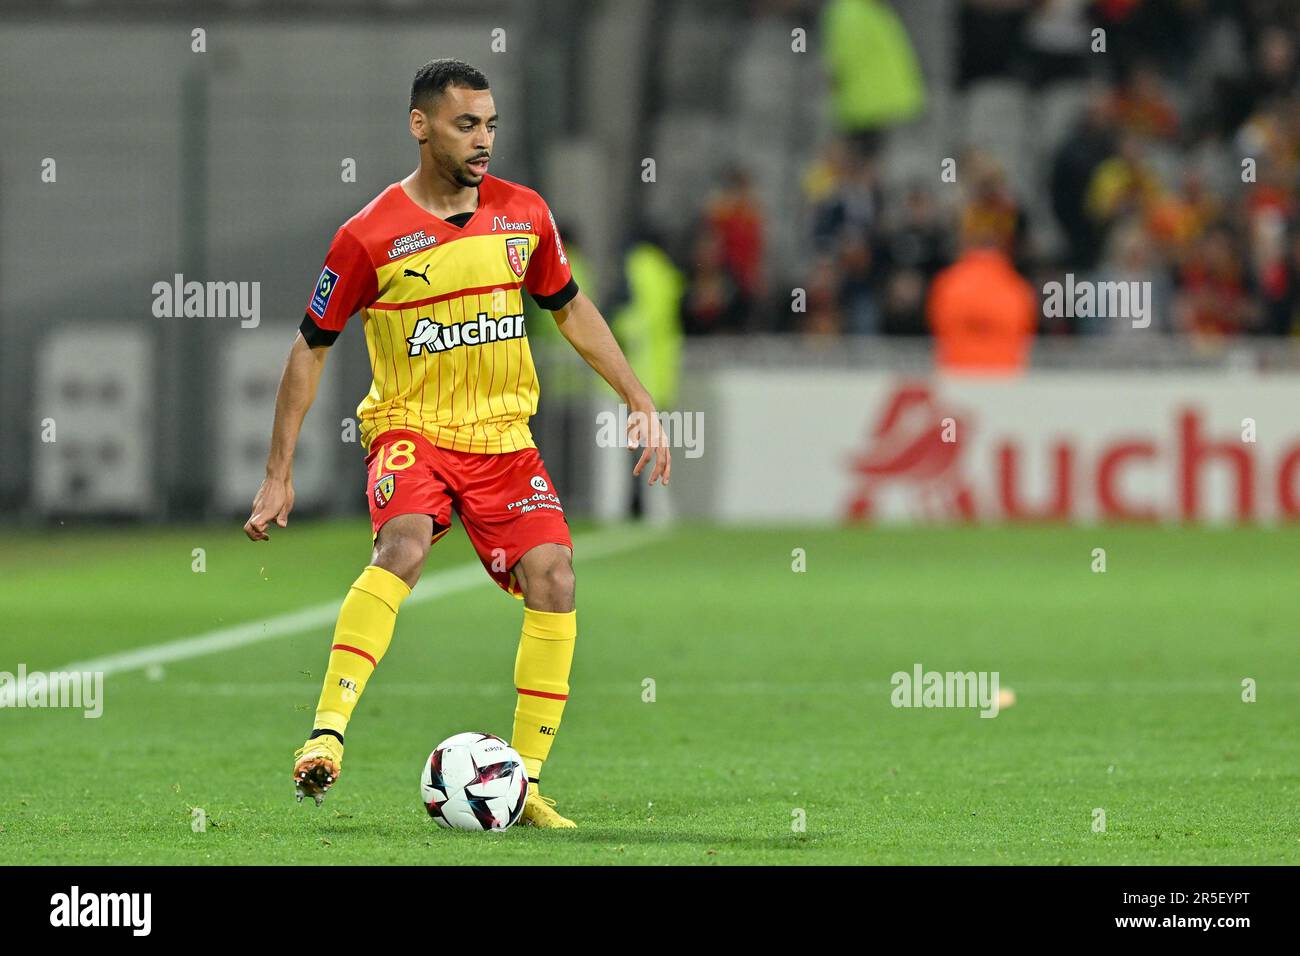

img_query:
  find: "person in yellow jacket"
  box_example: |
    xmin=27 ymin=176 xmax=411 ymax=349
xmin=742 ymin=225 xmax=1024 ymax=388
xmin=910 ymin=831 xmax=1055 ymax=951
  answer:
xmin=821 ymin=0 xmax=926 ymax=157
xmin=608 ymin=237 xmax=686 ymax=519
xmin=610 ymin=239 xmax=685 ymax=413
xmin=525 ymin=222 xmax=598 ymax=400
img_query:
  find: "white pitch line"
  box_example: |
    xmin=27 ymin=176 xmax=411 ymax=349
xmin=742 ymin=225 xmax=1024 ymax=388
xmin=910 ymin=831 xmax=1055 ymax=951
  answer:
xmin=0 ymin=526 xmax=664 ymax=698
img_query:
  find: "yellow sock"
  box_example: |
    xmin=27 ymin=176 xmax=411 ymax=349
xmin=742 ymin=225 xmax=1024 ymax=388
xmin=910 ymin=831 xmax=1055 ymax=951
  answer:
xmin=312 ymin=565 xmax=411 ymax=739
xmin=511 ymin=607 xmax=577 ymax=787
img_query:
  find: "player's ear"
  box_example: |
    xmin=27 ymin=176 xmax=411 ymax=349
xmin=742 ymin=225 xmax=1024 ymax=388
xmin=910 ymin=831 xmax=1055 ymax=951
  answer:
xmin=409 ymin=108 xmax=429 ymax=145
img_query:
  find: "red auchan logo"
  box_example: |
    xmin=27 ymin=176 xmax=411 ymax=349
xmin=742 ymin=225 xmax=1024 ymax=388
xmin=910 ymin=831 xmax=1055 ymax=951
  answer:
xmin=846 ymin=382 xmax=1300 ymax=522
xmin=847 ymin=384 xmax=974 ymax=520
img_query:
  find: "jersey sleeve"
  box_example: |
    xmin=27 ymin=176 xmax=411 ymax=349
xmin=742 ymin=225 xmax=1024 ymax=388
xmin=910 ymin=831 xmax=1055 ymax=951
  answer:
xmin=525 ymin=198 xmax=578 ymax=311
xmin=300 ymin=226 xmax=377 ymax=346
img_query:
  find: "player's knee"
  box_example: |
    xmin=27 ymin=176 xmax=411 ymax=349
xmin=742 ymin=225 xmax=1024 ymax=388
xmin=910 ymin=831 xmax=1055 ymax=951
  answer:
xmin=532 ymin=556 xmax=575 ymax=611
xmin=549 ymin=559 xmax=575 ymax=603
xmin=372 ymin=533 xmax=429 ymax=588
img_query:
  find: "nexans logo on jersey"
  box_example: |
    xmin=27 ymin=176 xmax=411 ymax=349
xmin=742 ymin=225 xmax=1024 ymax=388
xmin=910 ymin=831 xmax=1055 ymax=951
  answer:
xmin=300 ymin=174 xmax=578 ymax=455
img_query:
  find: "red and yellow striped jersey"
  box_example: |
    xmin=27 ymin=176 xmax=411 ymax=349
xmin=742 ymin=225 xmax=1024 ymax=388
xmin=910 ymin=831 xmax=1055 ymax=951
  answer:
xmin=302 ymin=175 xmax=577 ymax=454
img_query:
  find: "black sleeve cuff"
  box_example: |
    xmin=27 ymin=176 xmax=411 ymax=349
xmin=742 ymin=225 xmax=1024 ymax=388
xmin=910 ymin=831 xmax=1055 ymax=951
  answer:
xmin=300 ymin=313 xmax=340 ymax=347
xmin=530 ymin=277 xmax=579 ymax=311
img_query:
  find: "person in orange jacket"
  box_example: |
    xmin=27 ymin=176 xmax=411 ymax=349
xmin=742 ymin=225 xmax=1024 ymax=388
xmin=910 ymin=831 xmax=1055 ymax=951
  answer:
xmin=927 ymin=231 xmax=1038 ymax=375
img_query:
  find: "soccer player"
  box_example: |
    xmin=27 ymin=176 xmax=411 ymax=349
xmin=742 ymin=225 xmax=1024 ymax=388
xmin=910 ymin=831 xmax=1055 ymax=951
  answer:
xmin=242 ymin=59 xmax=670 ymax=828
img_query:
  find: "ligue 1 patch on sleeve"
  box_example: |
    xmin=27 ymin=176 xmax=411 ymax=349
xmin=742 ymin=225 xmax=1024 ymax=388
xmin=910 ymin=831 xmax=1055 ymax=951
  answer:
xmin=309 ymin=266 xmax=340 ymax=318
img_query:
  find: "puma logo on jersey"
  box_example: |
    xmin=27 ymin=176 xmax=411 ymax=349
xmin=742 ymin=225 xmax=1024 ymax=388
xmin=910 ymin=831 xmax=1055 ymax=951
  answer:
xmin=403 ymin=264 xmax=431 ymax=285
xmin=406 ymin=312 xmax=526 ymax=356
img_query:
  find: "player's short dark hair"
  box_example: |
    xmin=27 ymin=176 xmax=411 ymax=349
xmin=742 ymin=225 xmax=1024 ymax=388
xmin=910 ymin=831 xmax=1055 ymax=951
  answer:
xmin=409 ymin=59 xmax=490 ymax=112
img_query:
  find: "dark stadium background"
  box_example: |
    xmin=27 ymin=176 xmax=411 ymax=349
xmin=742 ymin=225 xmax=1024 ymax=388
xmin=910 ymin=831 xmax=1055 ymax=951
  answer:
xmin=5 ymin=0 xmax=1300 ymax=525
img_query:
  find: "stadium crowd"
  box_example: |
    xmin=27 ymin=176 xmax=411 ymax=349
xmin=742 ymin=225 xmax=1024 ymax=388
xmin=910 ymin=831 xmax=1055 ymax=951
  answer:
xmin=671 ymin=0 xmax=1300 ymax=350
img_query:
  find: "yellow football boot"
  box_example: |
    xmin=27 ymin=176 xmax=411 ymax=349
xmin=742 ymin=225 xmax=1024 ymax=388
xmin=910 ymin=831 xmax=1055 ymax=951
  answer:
xmin=293 ymin=734 xmax=344 ymax=806
xmin=520 ymin=788 xmax=577 ymax=829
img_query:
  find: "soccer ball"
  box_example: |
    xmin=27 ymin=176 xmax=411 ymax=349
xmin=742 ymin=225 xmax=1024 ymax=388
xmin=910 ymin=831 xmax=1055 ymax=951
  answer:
xmin=420 ymin=732 xmax=529 ymax=831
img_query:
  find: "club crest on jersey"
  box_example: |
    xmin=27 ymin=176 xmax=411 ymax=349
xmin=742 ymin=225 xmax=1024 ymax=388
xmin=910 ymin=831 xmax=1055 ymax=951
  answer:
xmin=406 ymin=312 xmax=526 ymax=356
xmin=374 ymin=473 xmax=396 ymax=509
xmin=309 ymin=266 xmax=339 ymax=318
xmin=505 ymin=237 xmax=530 ymax=277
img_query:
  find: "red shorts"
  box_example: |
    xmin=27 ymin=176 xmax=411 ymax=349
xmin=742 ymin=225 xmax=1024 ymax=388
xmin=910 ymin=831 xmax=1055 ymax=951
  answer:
xmin=364 ymin=429 xmax=572 ymax=597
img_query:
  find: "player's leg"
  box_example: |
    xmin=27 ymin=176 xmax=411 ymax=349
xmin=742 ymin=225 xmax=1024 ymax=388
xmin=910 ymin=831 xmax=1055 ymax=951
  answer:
xmin=511 ymin=542 xmax=575 ymax=611
xmin=510 ymin=542 xmax=578 ymax=806
xmin=294 ymin=516 xmax=432 ymax=804
xmin=451 ymin=448 xmax=579 ymax=827
xmin=294 ymin=431 xmax=449 ymax=805
xmin=312 ymin=514 xmax=432 ymax=733
xmin=510 ymin=544 xmax=579 ymax=828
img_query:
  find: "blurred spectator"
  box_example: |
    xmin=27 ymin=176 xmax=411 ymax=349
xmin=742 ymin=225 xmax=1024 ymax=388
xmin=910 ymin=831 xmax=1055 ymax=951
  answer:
xmin=609 ymin=237 xmax=685 ymax=522
xmin=838 ymin=232 xmax=880 ymax=334
xmin=960 ymin=154 xmax=1028 ymax=262
xmin=820 ymin=0 xmax=925 ymax=156
xmin=1276 ymin=228 xmax=1300 ymax=335
xmin=799 ymin=256 xmax=846 ymax=335
xmin=927 ymin=231 xmax=1038 ymax=374
xmin=882 ymin=185 xmax=949 ymax=278
xmin=1082 ymin=221 xmax=1175 ymax=334
xmin=1050 ymin=87 xmax=1118 ymax=268
xmin=1145 ymin=167 xmax=1218 ymax=259
xmin=1236 ymin=102 xmax=1300 ymax=182
xmin=804 ymin=142 xmax=881 ymax=253
xmin=705 ymin=166 xmax=766 ymax=302
xmin=1174 ymin=227 xmax=1259 ymax=340
xmin=880 ymin=268 xmax=931 ymax=336
xmin=683 ymin=233 xmax=747 ymax=335
xmin=1084 ymin=133 xmax=1162 ymax=232
xmin=878 ymin=185 xmax=950 ymax=334
xmin=1112 ymin=60 xmax=1180 ymax=141
xmin=1244 ymin=160 xmax=1295 ymax=332
xmin=611 ymin=237 xmax=685 ymax=408
xmin=1251 ymin=200 xmax=1291 ymax=333
xmin=800 ymin=145 xmax=902 ymax=334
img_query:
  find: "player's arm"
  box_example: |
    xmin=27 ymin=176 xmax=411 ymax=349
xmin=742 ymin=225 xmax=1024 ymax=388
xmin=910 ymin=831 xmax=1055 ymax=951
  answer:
xmin=246 ymin=225 xmax=373 ymax=540
xmin=243 ymin=333 xmax=330 ymax=541
xmin=551 ymin=290 xmax=670 ymax=485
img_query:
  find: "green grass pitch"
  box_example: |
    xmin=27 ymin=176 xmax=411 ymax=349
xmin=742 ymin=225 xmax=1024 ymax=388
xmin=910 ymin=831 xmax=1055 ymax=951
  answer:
xmin=1 ymin=519 xmax=1297 ymax=865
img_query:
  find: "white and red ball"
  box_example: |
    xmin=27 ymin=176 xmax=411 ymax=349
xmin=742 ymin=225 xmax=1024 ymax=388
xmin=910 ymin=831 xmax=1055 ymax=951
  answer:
xmin=420 ymin=732 xmax=528 ymax=831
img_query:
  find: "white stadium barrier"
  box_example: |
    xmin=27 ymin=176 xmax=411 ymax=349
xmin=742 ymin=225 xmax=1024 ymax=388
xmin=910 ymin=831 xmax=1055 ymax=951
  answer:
xmin=674 ymin=363 xmax=1300 ymax=525
xmin=32 ymin=325 xmax=154 ymax=515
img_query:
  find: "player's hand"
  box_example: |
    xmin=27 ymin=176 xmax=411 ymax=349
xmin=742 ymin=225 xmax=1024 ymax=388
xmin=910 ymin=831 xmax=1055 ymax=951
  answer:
xmin=627 ymin=398 xmax=671 ymax=486
xmin=244 ymin=476 xmax=294 ymax=541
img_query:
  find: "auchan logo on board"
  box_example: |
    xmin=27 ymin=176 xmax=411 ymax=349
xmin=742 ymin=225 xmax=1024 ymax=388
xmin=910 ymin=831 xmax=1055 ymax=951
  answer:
xmin=845 ymin=382 xmax=1300 ymax=522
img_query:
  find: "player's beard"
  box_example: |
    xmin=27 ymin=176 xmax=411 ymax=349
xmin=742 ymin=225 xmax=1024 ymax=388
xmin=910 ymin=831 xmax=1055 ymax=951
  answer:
xmin=441 ymin=149 xmax=486 ymax=188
